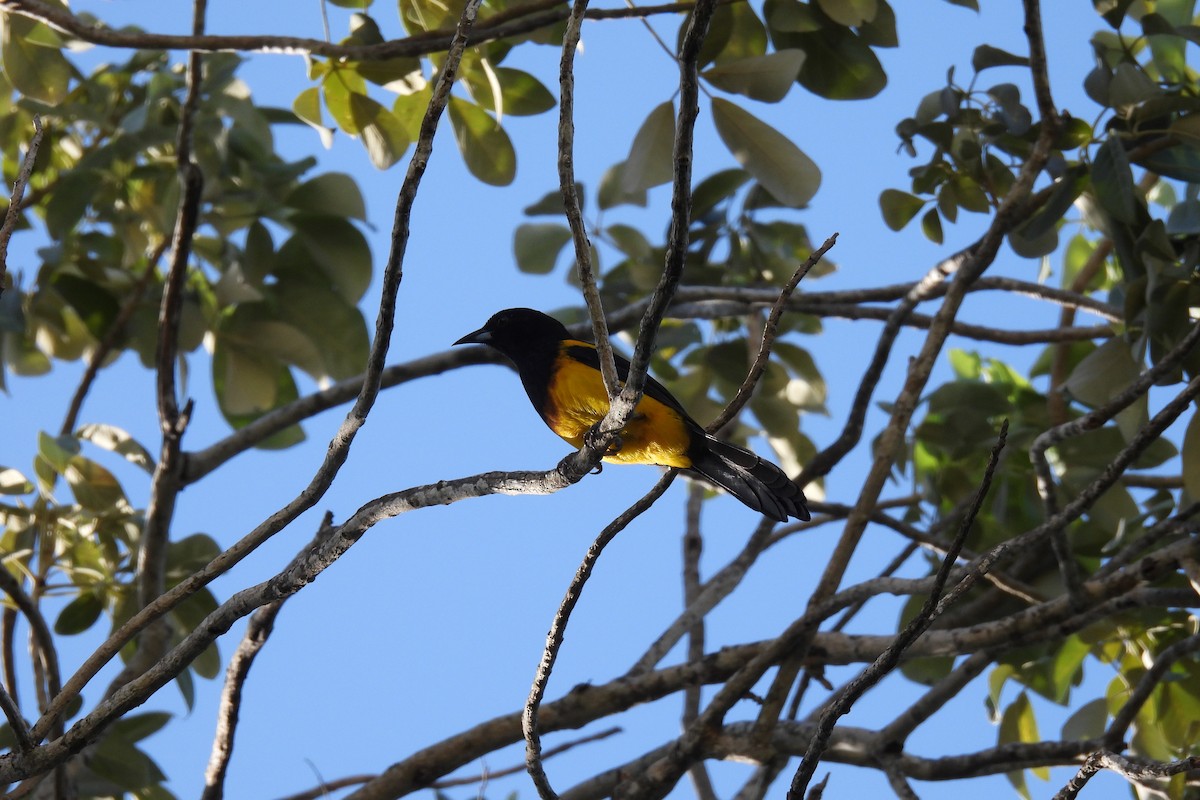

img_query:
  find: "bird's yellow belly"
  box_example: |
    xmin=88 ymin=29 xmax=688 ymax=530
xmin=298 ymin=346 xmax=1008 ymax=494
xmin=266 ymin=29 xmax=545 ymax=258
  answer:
xmin=544 ymin=362 xmax=692 ymax=468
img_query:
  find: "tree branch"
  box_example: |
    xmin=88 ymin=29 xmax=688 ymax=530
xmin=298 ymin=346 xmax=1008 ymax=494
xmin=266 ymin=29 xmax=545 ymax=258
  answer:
xmin=0 ymin=115 xmax=42 ymax=299
xmin=524 ymin=473 xmax=676 ymax=800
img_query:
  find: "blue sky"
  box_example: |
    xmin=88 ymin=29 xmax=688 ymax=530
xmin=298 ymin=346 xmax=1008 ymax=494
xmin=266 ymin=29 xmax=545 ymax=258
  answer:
xmin=1 ymin=1 xmax=1145 ymax=798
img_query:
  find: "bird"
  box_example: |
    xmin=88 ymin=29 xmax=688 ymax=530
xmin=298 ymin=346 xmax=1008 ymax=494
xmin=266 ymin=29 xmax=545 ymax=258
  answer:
xmin=454 ymin=307 xmax=810 ymax=522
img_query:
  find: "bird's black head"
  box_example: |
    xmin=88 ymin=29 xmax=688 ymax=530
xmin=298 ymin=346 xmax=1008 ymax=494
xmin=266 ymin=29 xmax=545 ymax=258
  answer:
xmin=453 ymin=308 xmax=571 ymax=361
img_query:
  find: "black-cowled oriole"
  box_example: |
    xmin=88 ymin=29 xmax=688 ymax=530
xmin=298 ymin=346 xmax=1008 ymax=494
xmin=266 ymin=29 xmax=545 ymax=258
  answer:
xmin=454 ymin=308 xmax=810 ymax=522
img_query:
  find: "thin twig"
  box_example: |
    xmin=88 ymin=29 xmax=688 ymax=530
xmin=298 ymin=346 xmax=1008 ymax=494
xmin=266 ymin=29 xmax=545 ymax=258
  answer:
xmin=706 ymin=233 xmax=837 ymax=434
xmin=681 ymin=484 xmax=718 ymax=800
xmin=524 ymin=472 xmax=676 ymax=800
xmin=278 ymin=728 xmax=623 ymax=800
xmin=0 ymin=115 xmax=43 ymax=299
xmin=557 ymin=0 xmax=618 ymax=397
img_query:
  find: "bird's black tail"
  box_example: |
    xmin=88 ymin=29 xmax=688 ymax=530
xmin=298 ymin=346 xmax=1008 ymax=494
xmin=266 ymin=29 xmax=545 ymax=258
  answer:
xmin=686 ymin=434 xmax=810 ymax=522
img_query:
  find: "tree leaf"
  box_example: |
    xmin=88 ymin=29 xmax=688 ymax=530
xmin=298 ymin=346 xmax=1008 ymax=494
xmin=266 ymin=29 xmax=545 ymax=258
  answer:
xmin=598 ymin=161 xmax=648 ymax=209
xmin=514 ymin=223 xmax=573 ymax=274
xmin=276 ymin=214 xmax=372 ymax=303
xmin=0 ymin=14 xmax=73 ymax=103
xmin=1063 ymin=338 xmax=1146 ymax=441
xmin=816 ymin=0 xmax=877 ymax=26
xmin=701 ymin=50 xmax=805 ymax=103
xmin=971 ymin=44 xmax=1031 ymax=72
xmin=0 ymin=467 xmax=32 ymax=495
xmin=293 ymin=86 xmax=332 ymax=150
xmin=879 ymin=188 xmax=924 ymax=230
xmin=448 ymin=97 xmax=516 ymax=186
xmin=921 ymin=207 xmax=943 ymax=244
xmin=348 ymin=93 xmax=411 ymax=170
xmin=621 ymin=101 xmax=676 ymax=193
xmin=787 ymin=26 xmax=886 ymax=99
xmin=64 ymin=456 xmax=126 ymax=511
xmin=286 ymin=173 xmax=367 ymax=221
xmin=467 ymin=67 xmax=555 ymax=116
xmin=55 ymin=590 xmax=104 ymax=635
xmin=75 ymin=424 xmax=155 ymax=474
xmin=711 ymin=98 xmax=821 ymax=208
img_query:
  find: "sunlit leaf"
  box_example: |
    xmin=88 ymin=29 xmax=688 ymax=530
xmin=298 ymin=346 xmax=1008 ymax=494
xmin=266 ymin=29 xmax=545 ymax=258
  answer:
xmin=76 ymin=424 xmax=155 ymax=474
xmin=879 ymin=189 xmax=924 ymax=230
xmin=0 ymin=466 xmax=32 ymax=495
xmin=64 ymin=456 xmax=126 ymax=512
xmin=0 ymin=14 xmax=73 ymax=103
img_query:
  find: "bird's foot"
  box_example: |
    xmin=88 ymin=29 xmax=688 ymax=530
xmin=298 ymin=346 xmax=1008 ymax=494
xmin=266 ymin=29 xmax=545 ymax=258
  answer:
xmin=584 ymin=423 xmax=623 ymax=457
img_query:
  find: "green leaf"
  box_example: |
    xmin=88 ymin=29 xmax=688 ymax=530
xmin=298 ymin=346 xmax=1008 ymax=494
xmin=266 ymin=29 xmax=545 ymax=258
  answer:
xmin=50 ymin=274 xmax=120 ymax=341
xmin=268 ymin=283 xmax=369 ymax=381
xmin=622 ymin=101 xmax=676 ymax=193
xmin=75 ymin=424 xmax=155 ymax=474
xmin=108 ymin=712 xmax=172 ymax=744
xmin=0 ymin=14 xmax=73 ymax=103
xmin=276 ymin=214 xmax=372 ymax=303
xmin=467 ymin=67 xmax=555 ymax=116
xmin=606 ymin=224 xmax=653 ymax=260
xmin=1063 ymin=338 xmax=1146 ymax=441
xmin=788 ymin=26 xmax=886 ymax=99
xmin=212 ymin=342 xmax=306 ymax=449
xmin=45 ymin=171 xmax=102 ymax=240
xmin=0 ymin=467 xmax=32 ymax=495
xmin=1182 ymin=411 xmax=1200 ymax=500
xmin=38 ymin=431 xmax=80 ymax=474
xmin=691 ymin=169 xmax=750 ymax=219
xmin=879 ymin=189 xmax=924 ymax=230
xmin=711 ymin=98 xmax=821 ymax=208
xmin=701 ymin=50 xmax=805 ymax=103
xmin=292 ymin=86 xmax=329 ymax=145
xmin=448 ymin=97 xmax=516 ymax=186
xmin=322 ymin=67 xmax=368 ymax=134
xmin=971 ymin=44 xmax=1031 ymax=72
xmin=514 ymin=223 xmax=572 ymax=274
xmin=999 ymin=692 xmax=1045 ymax=784
xmin=1008 ymin=218 xmax=1058 ymax=258
xmin=920 ymin=207 xmax=943 ymax=244
xmin=166 ymin=533 xmax=222 ymax=583
xmin=815 ymin=0 xmax=877 ymax=26
xmin=598 ymin=161 xmax=648 ymax=210
xmin=348 ymin=93 xmax=411 ymax=169
xmin=286 ymin=173 xmax=367 ymax=221
xmin=764 ymin=0 xmax=821 ymax=33
xmin=354 ymin=56 xmax=425 ymax=93
xmin=55 ymin=590 xmax=104 ymax=635
xmin=65 ymin=456 xmax=126 ymax=511
xmin=1091 ymin=137 xmax=1139 ymax=225
xmin=1062 ymin=697 xmax=1108 ymax=742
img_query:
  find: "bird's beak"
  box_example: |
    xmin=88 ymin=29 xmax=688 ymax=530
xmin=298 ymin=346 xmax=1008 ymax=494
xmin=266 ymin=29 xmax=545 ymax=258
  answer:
xmin=454 ymin=326 xmax=492 ymax=346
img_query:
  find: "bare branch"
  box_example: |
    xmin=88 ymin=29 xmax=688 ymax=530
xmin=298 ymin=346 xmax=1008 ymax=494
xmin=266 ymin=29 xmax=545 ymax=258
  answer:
xmin=0 ymin=0 xmax=705 ymax=61
xmin=1052 ymin=751 xmax=1200 ymax=800
xmin=524 ymin=472 xmax=676 ymax=800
